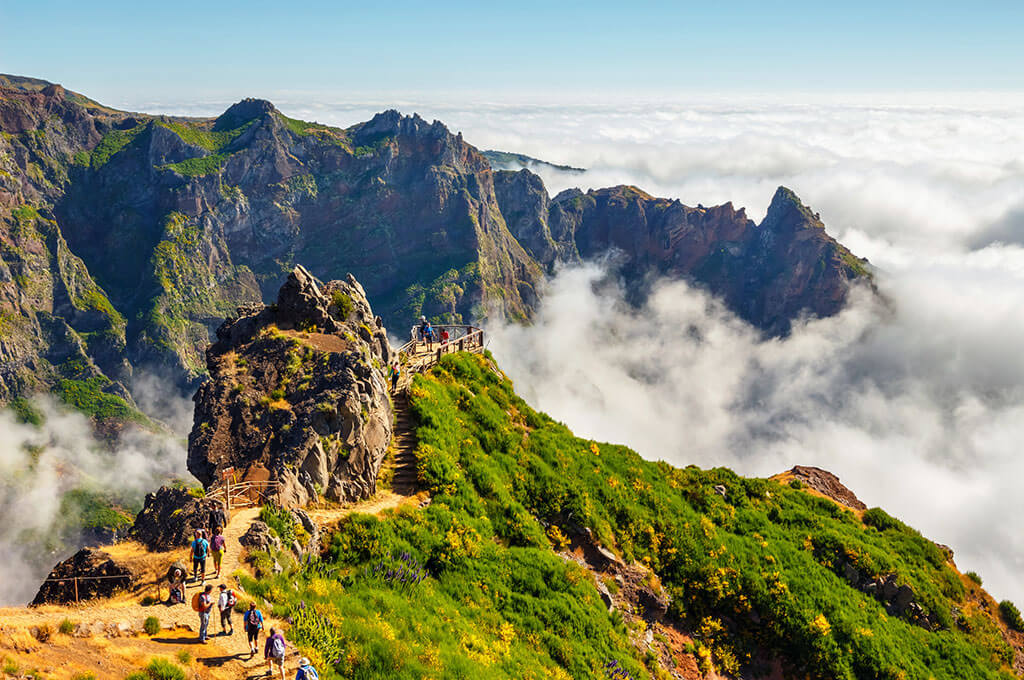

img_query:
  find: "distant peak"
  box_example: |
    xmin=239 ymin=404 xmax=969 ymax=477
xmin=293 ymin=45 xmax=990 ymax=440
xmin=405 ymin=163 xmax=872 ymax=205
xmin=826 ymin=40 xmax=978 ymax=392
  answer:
xmin=215 ymin=98 xmax=277 ymax=130
xmin=762 ymin=186 xmax=823 ymax=232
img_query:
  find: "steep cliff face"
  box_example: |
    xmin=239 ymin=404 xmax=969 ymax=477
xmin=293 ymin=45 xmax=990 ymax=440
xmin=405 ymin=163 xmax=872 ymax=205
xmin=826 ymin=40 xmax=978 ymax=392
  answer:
xmin=493 ymin=171 xmax=870 ymax=335
xmin=187 ymin=267 xmax=392 ymax=506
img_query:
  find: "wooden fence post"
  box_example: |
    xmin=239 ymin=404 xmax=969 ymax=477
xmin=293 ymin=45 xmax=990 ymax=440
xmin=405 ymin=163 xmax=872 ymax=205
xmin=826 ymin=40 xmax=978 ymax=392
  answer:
xmin=73 ymin=577 xmax=79 ymax=604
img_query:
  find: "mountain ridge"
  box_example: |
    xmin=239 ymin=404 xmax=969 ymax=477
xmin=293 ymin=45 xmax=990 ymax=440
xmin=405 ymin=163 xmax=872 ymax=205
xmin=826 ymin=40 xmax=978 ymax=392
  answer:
xmin=1 ymin=76 xmax=869 ymax=418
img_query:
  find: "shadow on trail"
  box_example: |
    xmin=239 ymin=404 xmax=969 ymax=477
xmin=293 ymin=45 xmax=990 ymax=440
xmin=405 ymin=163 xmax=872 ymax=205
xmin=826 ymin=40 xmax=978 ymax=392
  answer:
xmin=198 ymin=652 xmax=251 ymax=667
xmin=151 ymin=636 xmax=203 ymax=644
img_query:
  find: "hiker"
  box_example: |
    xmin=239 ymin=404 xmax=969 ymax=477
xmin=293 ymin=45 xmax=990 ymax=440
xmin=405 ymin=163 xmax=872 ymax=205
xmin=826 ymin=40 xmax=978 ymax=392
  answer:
xmin=217 ymin=583 xmax=235 ymax=636
xmin=424 ymin=322 xmax=435 ymax=349
xmin=440 ymin=327 xmax=450 ymax=345
xmin=295 ymin=657 xmax=319 ymax=680
xmin=211 ymin=528 xmax=226 ymax=578
xmin=209 ymin=502 xmax=227 ymax=536
xmin=389 ymin=363 xmax=401 ymax=391
xmin=265 ymin=626 xmax=287 ymax=680
xmin=190 ymin=529 xmax=209 ymax=583
xmin=417 ymin=315 xmax=428 ymax=343
xmin=168 ymin=567 xmax=186 ymax=605
xmin=196 ymin=584 xmax=214 ymax=643
xmin=244 ymin=601 xmax=265 ymax=656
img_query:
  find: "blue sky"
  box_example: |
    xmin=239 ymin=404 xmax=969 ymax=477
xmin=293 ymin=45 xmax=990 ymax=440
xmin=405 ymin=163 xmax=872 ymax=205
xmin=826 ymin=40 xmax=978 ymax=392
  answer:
xmin=1 ymin=0 xmax=1022 ymax=105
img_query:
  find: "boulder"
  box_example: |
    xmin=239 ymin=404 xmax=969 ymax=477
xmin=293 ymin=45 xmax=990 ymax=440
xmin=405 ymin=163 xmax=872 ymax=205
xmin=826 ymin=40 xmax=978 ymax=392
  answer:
xmin=32 ymin=548 xmax=134 ymax=605
xmin=132 ymin=486 xmax=222 ymax=551
xmin=239 ymin=521 xmax=281 ymax=554
xmin=787 ymin=466 xmax=867 ymax=511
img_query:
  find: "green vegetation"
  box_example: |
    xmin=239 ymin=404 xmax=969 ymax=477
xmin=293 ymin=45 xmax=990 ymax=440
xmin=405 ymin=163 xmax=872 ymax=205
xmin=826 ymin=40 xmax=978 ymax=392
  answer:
xmin=967 ymin=571 xmax=983 ymax=586
xmin=260 ymin=504 xmax=297 ymax=544
xmin=331 ymin=291 xmax=354 ymax=320
xmin=278 ymin=114 xmax=345 ymax=145
xmin=58 ymin=618 xmax=75 ymax=635
xmin=998 ymin=601 xmax=1023 ymax=632
xmin=234 ymin=353 xmax=1018 ymax=679
xmin=155 ymin=120 xmax=251 ymax=152
xmin=9 ymin=396 xmax=44 ymax=426
xmin=91 ymin=123 xmax=147 ymax=168
xmin=125 ymin=658 xmax=187 ymax=680
xmin=60 ymin=489 xmax=134 ymax=534
xmin=175 ymin=650 xmax=191 ymax=665
xmin=55 ymin=375 xmax=149 ymax=425
xmin=162 ymin=152 xmax=229 ymax=176
xmin=143 ymin=616 xmax=161 ymax=635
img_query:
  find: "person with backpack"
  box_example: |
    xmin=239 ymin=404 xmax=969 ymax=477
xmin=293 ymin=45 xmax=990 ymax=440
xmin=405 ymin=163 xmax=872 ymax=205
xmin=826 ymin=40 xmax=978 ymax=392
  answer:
xmin=196 ymin=584 xmax=214 ymax=643
xmin=190 ymin=529 xmax=209 ymax=583
xmin=211 ymin=528 xmax=226 ymax=578
xmin=418 ymin=315 xmax=428 ymax=343
xmin=217 ymin=583 xmax=235 ymax=636
xmin=244 ymin=601 xmax=264 ymax=656
xmin=424 ymin=322 xmax=435 ymax=349
xmin=295 ymin=657 xmax=319 ymax=680
xmin=265 ymin=627 xmax=287 ymax=680
xmin=168 ymin=567 xmax=185 ymax=605
xmin=389 ymin=363 xmax=401 ymax=392
xmin=209 ymin=503 xmax=227 ymax=536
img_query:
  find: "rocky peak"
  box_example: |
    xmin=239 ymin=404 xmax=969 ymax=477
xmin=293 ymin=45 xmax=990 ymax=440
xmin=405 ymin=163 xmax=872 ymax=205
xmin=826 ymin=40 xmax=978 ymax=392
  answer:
xmin=188 ymin=267 xmax=393 ymax=506
xmin=215 ymin=97 xmax=277 ymax=130
xmin=760 ymin=185 xmax=824 ymax=234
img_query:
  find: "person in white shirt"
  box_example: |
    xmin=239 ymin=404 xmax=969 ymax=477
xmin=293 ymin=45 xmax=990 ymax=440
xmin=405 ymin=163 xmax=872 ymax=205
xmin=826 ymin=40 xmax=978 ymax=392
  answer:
xmin=217 ymin=583 xmax=235 ymax=636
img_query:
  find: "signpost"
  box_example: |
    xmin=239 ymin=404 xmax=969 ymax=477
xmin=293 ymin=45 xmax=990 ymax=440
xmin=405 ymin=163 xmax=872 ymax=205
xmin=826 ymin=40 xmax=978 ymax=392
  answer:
xmin=222 ymin=467 xmax=235 ymax=515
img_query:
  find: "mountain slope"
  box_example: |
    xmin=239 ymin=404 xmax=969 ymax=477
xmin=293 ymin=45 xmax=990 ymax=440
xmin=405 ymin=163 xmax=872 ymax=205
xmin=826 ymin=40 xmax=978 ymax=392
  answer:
xmin=240 ymin=351 xmax=1020 ymax=680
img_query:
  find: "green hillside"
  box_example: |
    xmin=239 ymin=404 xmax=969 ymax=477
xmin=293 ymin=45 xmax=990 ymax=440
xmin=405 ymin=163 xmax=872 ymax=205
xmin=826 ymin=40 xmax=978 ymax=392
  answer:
xmin=240 ymin=353 xmax=1018 ymax=679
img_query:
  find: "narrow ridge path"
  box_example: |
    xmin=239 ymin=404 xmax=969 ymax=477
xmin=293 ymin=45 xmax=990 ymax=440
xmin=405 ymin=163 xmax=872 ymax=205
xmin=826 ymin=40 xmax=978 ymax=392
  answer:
xmin=389 ymin=389 xmax=419 ymax=495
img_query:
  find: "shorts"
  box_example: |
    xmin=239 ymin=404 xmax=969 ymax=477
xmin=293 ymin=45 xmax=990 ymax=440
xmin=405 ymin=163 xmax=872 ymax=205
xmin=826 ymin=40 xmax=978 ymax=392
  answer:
xmin=268 ymin=656 xmax=284 ymax=667
xmin=246 ymin=626 xmax=260 ymax=644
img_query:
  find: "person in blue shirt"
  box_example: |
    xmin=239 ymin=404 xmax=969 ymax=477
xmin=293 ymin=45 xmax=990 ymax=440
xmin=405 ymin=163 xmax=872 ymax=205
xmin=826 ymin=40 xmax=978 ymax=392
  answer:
xmin=244 ymin=601 xmax=265 ymax=656
xmin=190 ymin=529 xmax=209 ymax=583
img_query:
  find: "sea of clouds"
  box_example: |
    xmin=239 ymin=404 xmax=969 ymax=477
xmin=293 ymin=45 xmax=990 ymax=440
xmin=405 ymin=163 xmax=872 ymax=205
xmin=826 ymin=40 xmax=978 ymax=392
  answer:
xmin=80 ymin=93 xmax=1024 ymax=608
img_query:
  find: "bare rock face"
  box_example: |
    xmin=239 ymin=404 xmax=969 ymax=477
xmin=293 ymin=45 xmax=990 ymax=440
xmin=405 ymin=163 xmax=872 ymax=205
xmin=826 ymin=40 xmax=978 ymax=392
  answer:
xmin=788 ymin=465 xmax=867 ymax=511
xmin=132 ymin=485 xmax=223 ymax=551
xmin=187 ymin=266 xmax=392 ymax=507
xmin=32 ymin=548 xmax=133 ymax=605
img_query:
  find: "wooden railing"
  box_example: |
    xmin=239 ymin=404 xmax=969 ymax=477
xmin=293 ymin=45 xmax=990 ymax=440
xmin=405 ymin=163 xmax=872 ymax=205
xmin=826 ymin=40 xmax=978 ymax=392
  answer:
xmin=206 ymin=479 xmax=281 ymax=513
xmin=396 ymin=324 xmax=485 ymax=372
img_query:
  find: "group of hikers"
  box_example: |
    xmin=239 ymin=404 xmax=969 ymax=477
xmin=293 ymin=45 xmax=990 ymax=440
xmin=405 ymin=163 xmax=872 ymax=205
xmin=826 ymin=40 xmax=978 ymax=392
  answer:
xmin=416 ymin=315 xmax=450 ymax=349
xmin=386 ymin=317 xmax=457 ymax=392
xmin=162 ymin=503 xmax=321 ymax=679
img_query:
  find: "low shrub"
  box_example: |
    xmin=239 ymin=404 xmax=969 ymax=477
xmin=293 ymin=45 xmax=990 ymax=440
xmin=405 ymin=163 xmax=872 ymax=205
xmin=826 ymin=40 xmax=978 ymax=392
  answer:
xmin=58 ymin=618 xmax=75 ymax=635
xmin=143 ymin=616 xmax=161 ymax=635
xmin=966 ymin=571 xmax=983 ymax=585
xmin=999 ymin=600 xmax=1024 ymax=632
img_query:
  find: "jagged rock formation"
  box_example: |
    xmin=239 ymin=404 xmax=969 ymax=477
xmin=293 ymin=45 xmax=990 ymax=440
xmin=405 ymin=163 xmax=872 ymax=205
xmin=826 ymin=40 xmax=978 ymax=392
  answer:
xmin=1 ymin=74 xmax=871 ymax=412
xmin=494 ymin=173 xmax=872 ymax=335
xmin=31 ymin=548 xmax=133 ymax=605
xmin=188 ymin=266 xmax=392 ymax=506
xmin=131 ymin=485 xmax=223 ymax=551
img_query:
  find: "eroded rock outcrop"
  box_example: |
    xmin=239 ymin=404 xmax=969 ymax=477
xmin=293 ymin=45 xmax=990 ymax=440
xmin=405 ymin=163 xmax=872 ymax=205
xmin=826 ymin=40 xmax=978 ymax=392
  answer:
xmin=187 ymin=266 xmax=392 ymax=506
xmin=131 ymin=485 xmax=223 ymax=551
xmin=31 ymin=548 xmax=133 ymax=605
xmin=788 ymin=465 xmax=867 ymax=511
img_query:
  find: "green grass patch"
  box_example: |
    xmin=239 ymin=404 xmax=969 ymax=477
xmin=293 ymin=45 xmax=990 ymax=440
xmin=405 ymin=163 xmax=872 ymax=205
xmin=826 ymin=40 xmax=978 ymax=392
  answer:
xmin=91 ymin=123 xmax=147 ymax=168
xmin=56 ymin=376 xmax=149 ymax=425
xmin=9 ymin=396 xmax=44 ymax=426
xmin=161 ymin=153 xmax=230 ymax=176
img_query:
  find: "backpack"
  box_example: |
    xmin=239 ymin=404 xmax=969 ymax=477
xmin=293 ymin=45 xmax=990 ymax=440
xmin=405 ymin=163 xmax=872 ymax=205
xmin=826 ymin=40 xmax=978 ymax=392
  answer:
xmin=191 ymin=592 xmax=202 ymax=612
xmin=298 ymin=665 xmax=319 ymax=680
xmin=270 ymin=634 xmax=286 ymax=658
xmin=192 ymin=538 xmax=208 ymax=559
xmin=226 ymin=589 xmax=237 ymax=607
xmin=247 ymin=609 xmax=262 ymax=628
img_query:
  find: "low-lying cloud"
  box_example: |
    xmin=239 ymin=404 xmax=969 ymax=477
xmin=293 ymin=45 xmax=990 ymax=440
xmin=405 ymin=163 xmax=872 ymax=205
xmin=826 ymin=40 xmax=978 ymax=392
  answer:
xmin=0 ymin=395 xmax=189 ymax=605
